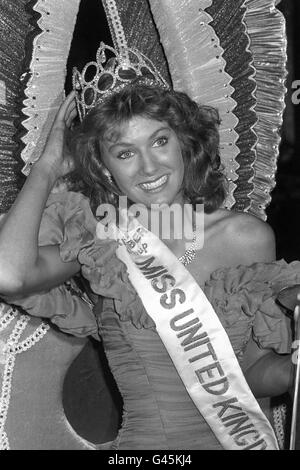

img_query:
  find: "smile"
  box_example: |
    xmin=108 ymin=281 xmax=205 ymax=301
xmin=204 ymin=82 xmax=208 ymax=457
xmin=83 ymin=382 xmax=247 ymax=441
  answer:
xmin=139 ymin=175 xmax=168 ymax=192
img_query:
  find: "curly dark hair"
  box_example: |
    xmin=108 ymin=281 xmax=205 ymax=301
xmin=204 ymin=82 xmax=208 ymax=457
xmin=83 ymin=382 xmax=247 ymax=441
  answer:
xmin=66 ymin=83 xmax=227 ymax=214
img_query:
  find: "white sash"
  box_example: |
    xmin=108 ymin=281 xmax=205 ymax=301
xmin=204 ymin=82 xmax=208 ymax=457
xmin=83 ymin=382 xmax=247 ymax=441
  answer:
xmin=98 ymin=217 xmax=279 ymax=450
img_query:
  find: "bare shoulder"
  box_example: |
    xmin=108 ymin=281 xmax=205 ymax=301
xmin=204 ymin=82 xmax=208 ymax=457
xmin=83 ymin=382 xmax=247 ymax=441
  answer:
xmin=207 ymin=209 xmax=276 ymax=264
xmin=222 ymin=210 xmax=274 ymax=244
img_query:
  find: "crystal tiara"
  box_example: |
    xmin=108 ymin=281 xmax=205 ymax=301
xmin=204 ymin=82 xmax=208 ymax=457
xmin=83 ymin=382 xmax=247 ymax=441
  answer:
xmin=72 ymin=42 xmax=170 ymax=121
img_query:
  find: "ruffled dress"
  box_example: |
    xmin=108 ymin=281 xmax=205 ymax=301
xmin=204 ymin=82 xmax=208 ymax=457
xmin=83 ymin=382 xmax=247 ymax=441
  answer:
xmin=12 ymin=191 xmax=300 ymax=450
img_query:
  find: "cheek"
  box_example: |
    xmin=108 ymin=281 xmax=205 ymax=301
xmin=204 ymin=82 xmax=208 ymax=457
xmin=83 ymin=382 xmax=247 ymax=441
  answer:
xmin=110 ymin=166 xmax=135 ymax=192
xmin=114 ymin=174 xmax=130 ymax=189
xmin=174 ymin=147 xmax=185 ymax=175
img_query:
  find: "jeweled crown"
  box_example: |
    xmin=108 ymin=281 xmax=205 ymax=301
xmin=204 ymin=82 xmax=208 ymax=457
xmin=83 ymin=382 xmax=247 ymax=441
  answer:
xmin=72 ymin=42 xmax=170 ymax=121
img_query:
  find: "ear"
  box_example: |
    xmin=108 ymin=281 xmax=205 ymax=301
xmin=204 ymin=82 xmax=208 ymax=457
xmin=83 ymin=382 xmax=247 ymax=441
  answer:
xmin=103 ymin=168 xmax=113 ymax=184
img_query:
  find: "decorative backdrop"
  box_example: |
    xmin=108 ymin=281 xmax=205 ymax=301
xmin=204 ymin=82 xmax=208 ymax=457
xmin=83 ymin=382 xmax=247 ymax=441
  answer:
xmin=0 ymin=0 xmax=287 ymax=220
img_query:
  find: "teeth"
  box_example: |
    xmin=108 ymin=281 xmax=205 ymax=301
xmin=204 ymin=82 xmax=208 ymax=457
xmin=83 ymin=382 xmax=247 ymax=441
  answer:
xmin=140 ymin=175 xmax=168 ymax=190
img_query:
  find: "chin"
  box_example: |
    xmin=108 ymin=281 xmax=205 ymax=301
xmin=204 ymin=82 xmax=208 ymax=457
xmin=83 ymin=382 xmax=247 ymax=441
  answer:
xmin=145 ymin=195 xmax=176 ymax=208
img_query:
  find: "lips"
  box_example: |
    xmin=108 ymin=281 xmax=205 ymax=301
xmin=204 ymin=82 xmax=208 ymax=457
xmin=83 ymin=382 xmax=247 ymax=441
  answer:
xmin=139 ymin=175 xmax=168 ymax=192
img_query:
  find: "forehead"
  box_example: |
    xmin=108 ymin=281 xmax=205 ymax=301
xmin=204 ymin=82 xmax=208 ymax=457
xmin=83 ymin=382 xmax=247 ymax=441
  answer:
xmin=103 ymin=116 xmax=170 ymax=144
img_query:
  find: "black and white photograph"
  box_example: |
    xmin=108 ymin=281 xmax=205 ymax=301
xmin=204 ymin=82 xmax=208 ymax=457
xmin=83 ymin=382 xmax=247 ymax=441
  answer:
xmin=0 ymin=0 xmax=300 ymax=454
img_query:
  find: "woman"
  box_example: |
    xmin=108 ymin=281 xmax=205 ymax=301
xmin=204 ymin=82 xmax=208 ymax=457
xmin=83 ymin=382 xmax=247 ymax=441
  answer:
xmin=0 ymin=44 xmax=298 ymax=450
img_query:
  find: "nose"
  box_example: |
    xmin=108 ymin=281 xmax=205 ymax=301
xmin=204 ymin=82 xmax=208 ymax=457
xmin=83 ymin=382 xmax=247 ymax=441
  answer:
xmin=139 ymin=149 xmax=158 ymax=176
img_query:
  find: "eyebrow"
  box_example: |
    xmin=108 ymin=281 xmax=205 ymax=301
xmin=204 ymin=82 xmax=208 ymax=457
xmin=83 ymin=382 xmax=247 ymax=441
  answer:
xmin=107 ymin=126 xmax=171 ymax=151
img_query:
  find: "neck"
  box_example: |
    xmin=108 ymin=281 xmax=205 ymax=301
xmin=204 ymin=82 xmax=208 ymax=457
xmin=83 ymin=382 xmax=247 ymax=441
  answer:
xmin=146 ymin=201 xmax=196 ymax=245
xmin=117 ymin=195 xmax=200 ymax=245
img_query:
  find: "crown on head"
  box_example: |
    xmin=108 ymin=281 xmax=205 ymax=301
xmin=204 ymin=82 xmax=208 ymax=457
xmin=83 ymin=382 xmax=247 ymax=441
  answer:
xmin=72 ymin=42 xmax=170 ymax=121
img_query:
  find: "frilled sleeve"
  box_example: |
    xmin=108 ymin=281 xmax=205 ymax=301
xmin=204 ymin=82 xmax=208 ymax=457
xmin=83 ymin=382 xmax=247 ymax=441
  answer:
xmin=204 ymin=259 xmax=300 ymax=360
xmin=9 ymin=191 xmax=100 ymax=338
xmin=10 ymin=285 xmax=98 ymax=338
xmin=251 ymin=260 xmax=300 ymax=354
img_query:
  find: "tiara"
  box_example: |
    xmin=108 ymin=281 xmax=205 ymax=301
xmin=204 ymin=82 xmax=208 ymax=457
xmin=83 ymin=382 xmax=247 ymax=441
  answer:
xmin=72 ymin=42 xmax=170 ymax=121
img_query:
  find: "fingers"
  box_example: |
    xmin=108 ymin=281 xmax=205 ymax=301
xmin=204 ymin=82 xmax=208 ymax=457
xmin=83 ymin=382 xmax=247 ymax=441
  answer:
xmin=64 ymin=91 xmax=77 ymax=116
xmin=55 ymin=90 xmax=78 ymax=126
xmin=65 ymin=92 xmax=78 ymax=129
xmin=63 ymin=92 xmax=78 ymax=129
xmin=65 ymin=106 xmax=78 ymax=129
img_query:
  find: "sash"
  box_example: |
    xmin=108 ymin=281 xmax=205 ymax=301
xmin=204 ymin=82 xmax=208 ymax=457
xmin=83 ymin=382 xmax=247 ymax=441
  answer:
xmin=98 ymin=217 xmax=279 ymax=450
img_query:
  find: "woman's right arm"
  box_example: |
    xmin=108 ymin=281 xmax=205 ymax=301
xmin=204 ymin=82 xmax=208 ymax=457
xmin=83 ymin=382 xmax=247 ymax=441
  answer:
xmin=0 ymin=91 xmax=80 ymax=297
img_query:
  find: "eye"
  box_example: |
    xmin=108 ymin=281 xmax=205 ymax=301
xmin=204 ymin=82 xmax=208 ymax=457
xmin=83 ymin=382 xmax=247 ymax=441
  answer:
xmin=153 ymin=136 xmax=168 ymax=147
xmin=117 ymin=150 xmax=134 ymax=160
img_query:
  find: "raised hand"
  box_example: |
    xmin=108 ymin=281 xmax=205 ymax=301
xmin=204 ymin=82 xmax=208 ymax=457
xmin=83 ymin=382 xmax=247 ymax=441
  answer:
xmin=37 ymin=90 xmax=78 ymax=183
xmin=0 ymin=91 xmax=81 ymax=296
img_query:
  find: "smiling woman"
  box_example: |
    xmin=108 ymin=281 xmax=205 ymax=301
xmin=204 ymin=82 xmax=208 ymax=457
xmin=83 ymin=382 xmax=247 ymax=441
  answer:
xmin=0 ymin=32 xmax=298 ymax=450
xmin=101 ymin=117 xmax=184 ymax=207
xmin=68 ymin=81 xmax=225 ymax=215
